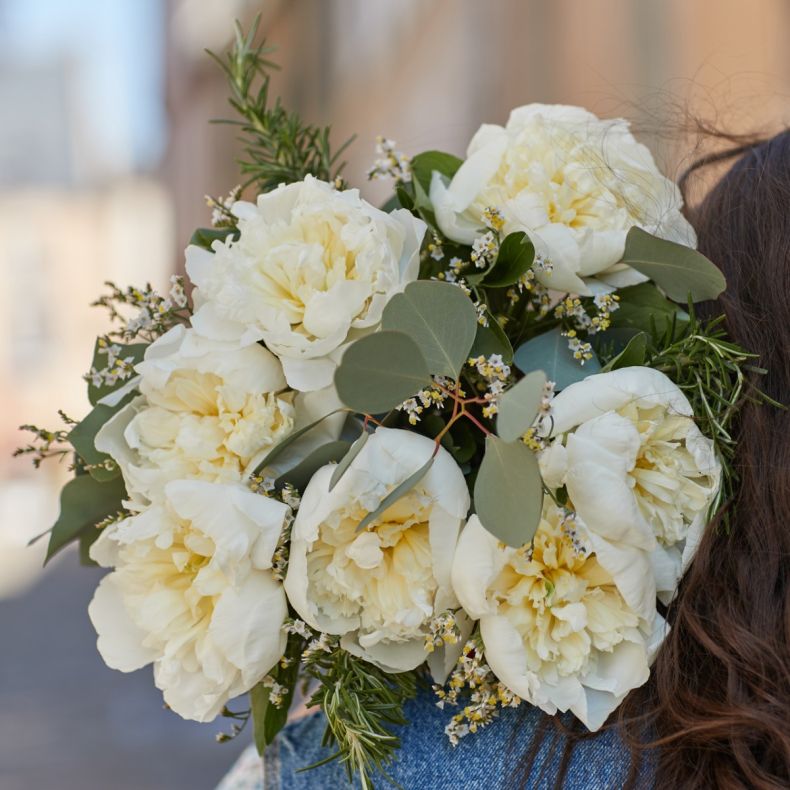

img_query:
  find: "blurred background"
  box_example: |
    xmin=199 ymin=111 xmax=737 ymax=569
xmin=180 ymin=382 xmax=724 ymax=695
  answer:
xmin=0 ymin=1 xmax=787 ymax=788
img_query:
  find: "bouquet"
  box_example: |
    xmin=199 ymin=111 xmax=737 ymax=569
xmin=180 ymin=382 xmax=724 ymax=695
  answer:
xmin=19 ymin=22 xmax=767 ymax=788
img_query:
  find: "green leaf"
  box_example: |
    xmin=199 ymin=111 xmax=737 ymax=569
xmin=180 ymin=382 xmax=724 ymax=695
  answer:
xmin=253 ymin=408 xmax=347 ymax=476
xmin=68 ymin=401 xmax=131 ymax=481
xmin=335 ymin=331 xmax=431 ymax=414
xmin=497 ymin=371 xmax=547 ymax=442
xmin=275 ymin=440 xmax=350 ymax=491
xmin=611 ymin=282 xmax=687 ymax=333
xmin=602 ymin=332 xmax=648 ymax=372
xmin=79 ymin=528 xmax=101 ymax=567
xmin=483 ymin=232 xmax=535 ymax=287
xmin=382 ymin=281 xmax=477 ymax=378
xmin=620 ymin=227 xmax=726 ymax=302
xmin=329 ymin=431 xmax=370 ymax=491
xmin=357 ymin=455 xmax=435 ymax=533
xmin=474 ymin=435 xmax=543 ymax=548
xmin=46 ymin=474 xmax=127 ymax=564
xmin=189 ymin=226 xmax=239 ymax=250
xmin=513 ymin=327 xmax=601 ymax=390
xmin=410 ymin=150 xmax=463 ymax=194
xmin=87 ymin=339 xmax=147 ymax=406
xmin=469 ymin=313 xmax=514 ymax=363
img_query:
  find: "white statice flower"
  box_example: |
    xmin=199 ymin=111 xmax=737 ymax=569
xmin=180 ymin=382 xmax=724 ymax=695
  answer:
xmin=539 ymin=367 xmax=721 ymax=611
xmin=88 ymin=480 xmax=291 ymax=722
xmin=186 ymin=176 xmax=426 ymax=391
xmin=95 ymin=325 xmax=295 ymax=506
xmin=430 ymin=104 xmax=696 ymax=295
xmin=284 ymin=428 xmax=471 ymax=680
xmin=452 ymin=507 xmax=664 ymax=731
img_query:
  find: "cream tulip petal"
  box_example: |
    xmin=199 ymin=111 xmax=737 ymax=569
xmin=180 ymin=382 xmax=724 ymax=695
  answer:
xmin=88 ymin=575 xmax=158 ymax=672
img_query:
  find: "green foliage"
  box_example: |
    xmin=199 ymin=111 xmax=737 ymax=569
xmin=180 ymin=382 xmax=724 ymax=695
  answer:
xmin=409 ymin=150 xmax=463 ymax=194
xmin=14 ymin=414 xmax=73 ymax=469
xmin=482 ymin=232 xmax=535 ymax=287
xmin=274 ymin=441 xmax=351 ymax=491
xmin=621 ymin=227 xmax=726 ymax=303
xmin=250 ymin=635 xmax=304 ymax=754
xmin=382 ymin=281 xmax=478 ymax=378
xmin=86 ymin=338 xmax=147 ymax=405
xmin=253 ymin=408 xmax=347 ymax=476
xmin=335 ymin=331 xmax=431 ymax=414
xmin=496 ymin=371 xmax=546 ymax=442
xmin=602 ymin=332 xmax=648 ymax=371
xmin=210 ymin=18 xmax=355 ymax=193
xmin=304 ymin=641 xmax=416 ymax=789
xmin=469 ymin=313 xmax=514 ymax=363
xmin=329 ymin=431 xmax=370 ymax=491
xmin=68 ymin=402 xmax=129 ymax=482
xmin=474 ymin=435 xmax=543 ymax=548
xmin=356 ymin=454 xmax=435 ymax=533
xmin=610 ymin=282 xmax=686 ymax=333
xmin=189 ymin=226 xmax=239 ymax=250
xmin=46 ymin=474 xmax=126 ymax=564
xmin=513 ymin=326 xmax=601 ymax=390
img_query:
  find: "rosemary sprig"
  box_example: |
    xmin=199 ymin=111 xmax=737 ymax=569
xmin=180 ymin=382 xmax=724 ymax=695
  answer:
xmin=303 ymin=638 xmax=416 ymax=789
xmin=647 ymin=307 xmax=777 ymax=527
xmin=209 ymin=18 xmax=355 ymax=194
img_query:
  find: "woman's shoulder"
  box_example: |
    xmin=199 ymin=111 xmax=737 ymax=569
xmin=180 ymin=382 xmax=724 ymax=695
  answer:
xmin=225 ymin=688 xmax=655 ymax=789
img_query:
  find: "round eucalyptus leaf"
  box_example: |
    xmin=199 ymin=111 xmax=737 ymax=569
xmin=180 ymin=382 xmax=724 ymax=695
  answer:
xmin=474 ymin=435 xmax=543 ymax=548
xmin=621 ymin=227 xmax=726 ymax=303
xmin=513 ymin=327 xmax=600 ymax=390
xmin=496 ymin=370 xmax=547 ymax=442
xmin=335 ymin=330 xmax=431 ymax=414
xmin=382 ymin=280 xmax=478 ymax=378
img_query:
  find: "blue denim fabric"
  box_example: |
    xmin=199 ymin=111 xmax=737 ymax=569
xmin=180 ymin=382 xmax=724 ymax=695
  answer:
xmin=263 ymin=686 xmax=655 ymax=789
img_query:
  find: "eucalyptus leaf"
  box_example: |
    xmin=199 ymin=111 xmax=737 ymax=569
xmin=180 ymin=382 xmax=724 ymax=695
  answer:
xmin=189 ymin=226 xmax=239 ymax=250
xmin=46 ymin=474 xmax=127 ymax=564
xmin=497 ymin=371 xmax=547 ymax=442
xmin=602 ymin=332 xmax=648 ymax=372
xmin=335 ymin=331 xmax=431 ymax=414
xmin=382 ymin=281 xmax=477 ymax=378
xmin=621 ymin=227 xmax=726 ymax=302
xmin=329 ymin=431 xmax=370 ymax=491
xmin=87 ymin=339 xmax=147 ymax=406
xmin=253 ymin=408 xmax=347 ymax=475
xmin=469 ymin=313 xmax=514 ymax=363
xmin=483 ymin=232 xmax=535 ymax=287
xmin=474 ymin=436 xmax=543 ymax=548
xmin=410 ymin=150 xmax=463 ymax=193
xmin=513 ymin=327 xmax=600 ymax=390
xmin=275 ymin=440 xmax=351 ymax=491
xmin=356 ymin=455 xmax=435 ymax=533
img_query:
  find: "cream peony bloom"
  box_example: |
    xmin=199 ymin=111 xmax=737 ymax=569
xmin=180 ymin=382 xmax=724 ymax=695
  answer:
xmin=186 ymin=176 xmax=426 ymax=391
xmin=452 ymin=507 xmax=662 ymax=731
xmin=95 ymin=325 xmax=295 ymax=506
xmin=539 ymin=367 xmax=721 ymax=612
xmin=88 ymin=480 xmax=290 ymax=722
xmin=430 ymin=104 xmax=696 ymax=295
xmin=284 ymin=428 xmax=471 ymax=679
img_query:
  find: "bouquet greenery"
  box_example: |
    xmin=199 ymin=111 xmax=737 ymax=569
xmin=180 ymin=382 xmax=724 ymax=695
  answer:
xmin=18 ymin=21 xmax=769 ymax=789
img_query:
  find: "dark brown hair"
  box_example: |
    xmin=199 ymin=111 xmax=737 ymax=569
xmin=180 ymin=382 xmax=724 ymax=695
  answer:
xmin=617 ymin=131 xmax=790 ymax=789
xmin=516 ymin=132 xmax=790 ymax=789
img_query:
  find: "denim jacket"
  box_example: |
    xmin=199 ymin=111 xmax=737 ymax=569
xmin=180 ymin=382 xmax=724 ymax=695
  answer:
xmin=218 ymin=686 xmax=656 ymax=789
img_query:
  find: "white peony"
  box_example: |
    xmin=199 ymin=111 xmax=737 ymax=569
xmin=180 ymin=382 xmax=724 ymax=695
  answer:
xmin=452 ymin=506 xmax=663 ymax=731
xmin=95 ymin=325 xmax=295 ymax=506
xmin=284 ymin=427 xmax=471 ymax=678
xmin=539 ymin=366 xmax=721 ymax=611
xmin=186 ymin=176 xmax=426 ymax=391
xmin=430 ymin=104 xmax=696 ymax=295
xmin=88 ymin=479 xmax=290 ymax=722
